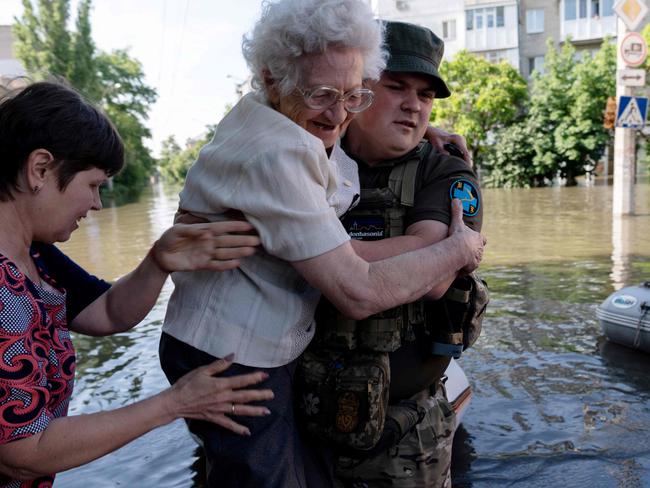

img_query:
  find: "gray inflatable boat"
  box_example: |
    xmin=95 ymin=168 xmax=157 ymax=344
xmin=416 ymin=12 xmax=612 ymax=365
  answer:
xmin=597 ymin=282 xmax=650 ymax=353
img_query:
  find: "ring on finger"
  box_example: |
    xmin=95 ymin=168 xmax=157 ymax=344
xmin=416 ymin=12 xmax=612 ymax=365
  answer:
xmin=231 ymin=403 xmax=236 ymax=415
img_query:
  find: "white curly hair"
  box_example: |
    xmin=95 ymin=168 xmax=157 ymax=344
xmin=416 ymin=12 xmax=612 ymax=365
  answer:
xmin=242 ymin=0 xmax=386 ymax=96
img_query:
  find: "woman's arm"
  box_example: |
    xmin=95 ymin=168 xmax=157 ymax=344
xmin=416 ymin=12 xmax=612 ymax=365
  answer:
xmin=70 ymin=221 xmax=260 ymax=336
xmin=0 ymin=357 xmax=273 ymax=480
xmin=293 ymin=199 xmax=485 ymax=319
xmin=351 ymin=218 xmax=454 ymax=300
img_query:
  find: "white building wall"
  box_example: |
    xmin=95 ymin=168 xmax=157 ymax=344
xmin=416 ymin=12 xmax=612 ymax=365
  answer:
xmin=0 ymin=26 xmax=26 ymax=84
xmin=372 ymin=0 xmax=466 ymax=60
xmin=559 ymin=0 xmax=617 ymax=42
xmin=464 ymin=2 xmax=519 ymax=52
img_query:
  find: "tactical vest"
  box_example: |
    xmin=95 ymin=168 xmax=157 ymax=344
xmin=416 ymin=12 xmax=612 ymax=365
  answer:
xmin=313 ymin=142 xmax=488 ymax=358
xmin=296 ymin=143 xmax=488 ymax=451
xmin=312 ymin=143 xmax=430 ymax=354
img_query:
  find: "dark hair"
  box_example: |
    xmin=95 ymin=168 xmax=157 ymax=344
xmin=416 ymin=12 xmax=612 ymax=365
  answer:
xmin=0 ymin=81 xmax=124 ymax=201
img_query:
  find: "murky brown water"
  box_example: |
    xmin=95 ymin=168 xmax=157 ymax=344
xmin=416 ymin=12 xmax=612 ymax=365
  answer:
xmin=56 ymin=181 xmax=650 ymax=487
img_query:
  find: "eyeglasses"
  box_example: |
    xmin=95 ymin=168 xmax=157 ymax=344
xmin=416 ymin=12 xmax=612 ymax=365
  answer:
xmin=296 ymin=86 xmax=374 ymax=113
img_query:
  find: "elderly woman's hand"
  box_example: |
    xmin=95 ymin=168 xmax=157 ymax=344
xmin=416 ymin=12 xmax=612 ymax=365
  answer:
xmin=163 ymin=356 xmax=274 ymax=436
xmin=151 ymin=221 xmax=261 ymax=273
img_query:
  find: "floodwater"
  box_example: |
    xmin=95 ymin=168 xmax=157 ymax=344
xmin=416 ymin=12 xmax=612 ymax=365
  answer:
xmin=55 ymin=181 xmax=650 ymax=487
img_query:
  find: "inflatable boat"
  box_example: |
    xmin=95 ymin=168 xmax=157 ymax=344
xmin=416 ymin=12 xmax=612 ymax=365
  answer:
xmin=597 ymin=282 xmax=650 ymax=353
xmin=445 ymin=359 xmax=472 ymax=426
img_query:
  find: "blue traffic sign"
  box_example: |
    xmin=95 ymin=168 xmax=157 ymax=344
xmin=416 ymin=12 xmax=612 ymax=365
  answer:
xmin=616 ymin=96 xmax=648 ymax=128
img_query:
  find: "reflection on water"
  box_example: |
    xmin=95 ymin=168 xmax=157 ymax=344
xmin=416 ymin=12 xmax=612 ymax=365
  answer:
xmin=57 ymin=183 xmax=650 ymax=487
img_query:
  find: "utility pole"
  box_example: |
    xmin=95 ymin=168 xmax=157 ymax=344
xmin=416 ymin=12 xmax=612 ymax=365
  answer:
xmin=612 ymin=0 xmax=648 ymax=216
xmin=613 ymin=19 xmax=636 ymax=216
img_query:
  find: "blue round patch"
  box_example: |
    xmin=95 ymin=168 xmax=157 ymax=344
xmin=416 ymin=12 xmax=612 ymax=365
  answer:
xmin=449 ymin=179 xmax=480 ymax=217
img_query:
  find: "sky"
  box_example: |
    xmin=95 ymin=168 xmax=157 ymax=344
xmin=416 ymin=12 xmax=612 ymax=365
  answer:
xmin=0 ymin=0 xmax=266 ymax=154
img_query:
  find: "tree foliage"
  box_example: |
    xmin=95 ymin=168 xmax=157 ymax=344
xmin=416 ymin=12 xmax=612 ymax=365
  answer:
xmin=12 ymin=0 xmax=157 ymax=199
xmin=530 ymin=39 xmax=615 ymax=185
xmin=430 ymin=51 xmax=528 ymax=165
xmin=641 ymin=24 xmax=650 ymax=173
xmin=483 ymin=39 xmax=616 ymax=187
xmin=158 ymin=125 xmax=217 ymax=184
xmin=481 ymin=121 xmax=539 ymax=188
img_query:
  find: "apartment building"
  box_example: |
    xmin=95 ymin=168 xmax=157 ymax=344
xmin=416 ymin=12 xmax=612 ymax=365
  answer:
xmin=518 ymin=0 xmax=560 ymax=78
xmin=369 ymin=0 xmax=467 ymax=58
xmin=464 ymin=0 xmax=520 ymax=67
xmin=371 ymin=0 xmax=621 ymax=78
xmin=0 ymin=25 xmax=26 ymax=85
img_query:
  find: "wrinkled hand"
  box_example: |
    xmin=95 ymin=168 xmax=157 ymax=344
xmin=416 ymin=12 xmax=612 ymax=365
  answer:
xmin=424 ymin=125 xmax=472 ymax=166
xmin=167 ymin=356 xmax=274 ymax=436
xmin=151 ymin=221 xmax=261 ymax=273
xmin=448 ymin=199 xmax=486 ymax=274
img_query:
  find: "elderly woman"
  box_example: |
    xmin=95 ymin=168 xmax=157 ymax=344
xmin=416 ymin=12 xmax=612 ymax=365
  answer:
xmin=160 ymin=0 xmax=485 ymax=486
xmin=0 ymin=82 xmax=274 ymax=488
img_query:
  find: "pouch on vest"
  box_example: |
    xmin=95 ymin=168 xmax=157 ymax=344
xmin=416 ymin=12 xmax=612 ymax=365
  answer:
xmin=426 ymin=272 xmax=489 ymax=358
xmin=296 ymin=348 xmax=390 ymax=451
xmin=313 ymin=299 xmax=358 ymax=350
xmin=357 ymin=310 xmax=403 ymax=352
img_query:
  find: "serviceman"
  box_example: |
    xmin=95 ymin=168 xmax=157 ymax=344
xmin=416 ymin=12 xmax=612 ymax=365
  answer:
xmin=297 ymin=21 xmax=485 ymax=488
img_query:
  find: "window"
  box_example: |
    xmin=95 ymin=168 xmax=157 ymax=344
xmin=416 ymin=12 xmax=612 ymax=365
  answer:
xmin=526 ymin=9 xmax=544 ymax=33
xmin=496 ymin=6 xmax=505 ymax=26
xmin=442 ymin=20 xmax=457 ymax=40
xmin=565 ymin=0 xmax=577 ymax=20
xmin=486 ymin=51 xmax=507 ymax=63
xmin=602 ymin=0 xmax=614 ymax=15
xmin=467 ymin=7 xmax=506 ymax=31
xmin=528 ymin=56 xmax=545 ymax=75
xmin=579 ymin=0 xmax=587 ymax=17
xmin=591 ymin=0 xmax=600 ymax=16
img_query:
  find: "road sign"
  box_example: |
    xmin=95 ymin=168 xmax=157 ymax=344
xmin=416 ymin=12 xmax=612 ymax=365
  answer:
xmin=616 ymin=96 xmax=648 ymax=128
xmin=617 ymin=68 xmax=647 ymax=86
xmin=614 ymin=0 xmax=649 ymax=30
xmin=620 ymin=32 xmax=648 ymax=67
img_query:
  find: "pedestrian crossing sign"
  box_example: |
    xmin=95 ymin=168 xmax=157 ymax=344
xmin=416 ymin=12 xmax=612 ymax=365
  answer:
xmin=616 ymin=96 xmax=648 ymax=128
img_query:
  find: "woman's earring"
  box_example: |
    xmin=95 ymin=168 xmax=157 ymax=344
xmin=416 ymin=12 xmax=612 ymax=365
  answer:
xmin=32 ymin=186 xmax=40 ymax=194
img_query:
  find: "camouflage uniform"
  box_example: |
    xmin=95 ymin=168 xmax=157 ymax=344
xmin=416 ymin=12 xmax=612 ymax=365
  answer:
xmin=295 ymin=141 xmax=482 ymax=487
xmin=295 ymin=22 xmax=485 ymax=488
xmin=334 ymin=383 xmax=456 ymax=488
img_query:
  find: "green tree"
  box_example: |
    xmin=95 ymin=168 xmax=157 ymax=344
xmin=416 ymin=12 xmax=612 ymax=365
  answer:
xmin=527 ymin=39 xmax=616 ymax=185
xmin=430 ymin=50 xmax=528 ymax=166
xmin=95 ymin=50 xmax=157 ymax=196
xmin=158 ymin=125 xmax=217 ymax=184
xmin=484 ymin=39 xmax=616 ymax=187
xmin=69 ymin=0 xmax=99 ymax=100
xmin=12 ymin=0 xmax=157 ymax=199
xmin=641 ymin=24 xmax=650 ymax=174
xmin=482 ymin=121 xmax=539 ymax=188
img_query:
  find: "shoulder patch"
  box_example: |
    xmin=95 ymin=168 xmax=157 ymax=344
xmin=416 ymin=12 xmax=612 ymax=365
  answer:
xmin=449 ymin=179 xmax=480 ymax=216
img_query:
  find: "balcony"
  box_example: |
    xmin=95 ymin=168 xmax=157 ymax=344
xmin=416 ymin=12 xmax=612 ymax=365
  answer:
xmin=561 ymin=0 xmax=617 ymax=42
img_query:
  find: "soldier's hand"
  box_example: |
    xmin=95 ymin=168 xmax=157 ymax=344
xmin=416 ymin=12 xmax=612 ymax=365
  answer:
xmin=448 ymin=199 xmax=486 ymax=274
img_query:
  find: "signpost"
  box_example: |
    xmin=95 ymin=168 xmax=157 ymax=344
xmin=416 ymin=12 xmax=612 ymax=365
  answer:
xmin=617 ymin=68 xmax=646 ymax=86
xmin=620 ymin=32 xmax=648 ymax=67
xmin=614 ymin=0 xmax=649 ymax=30
xmin=616 ymin=96 xmax=648 ymax=128
xmin=611 ymin=0 xmax=648 ymax=216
